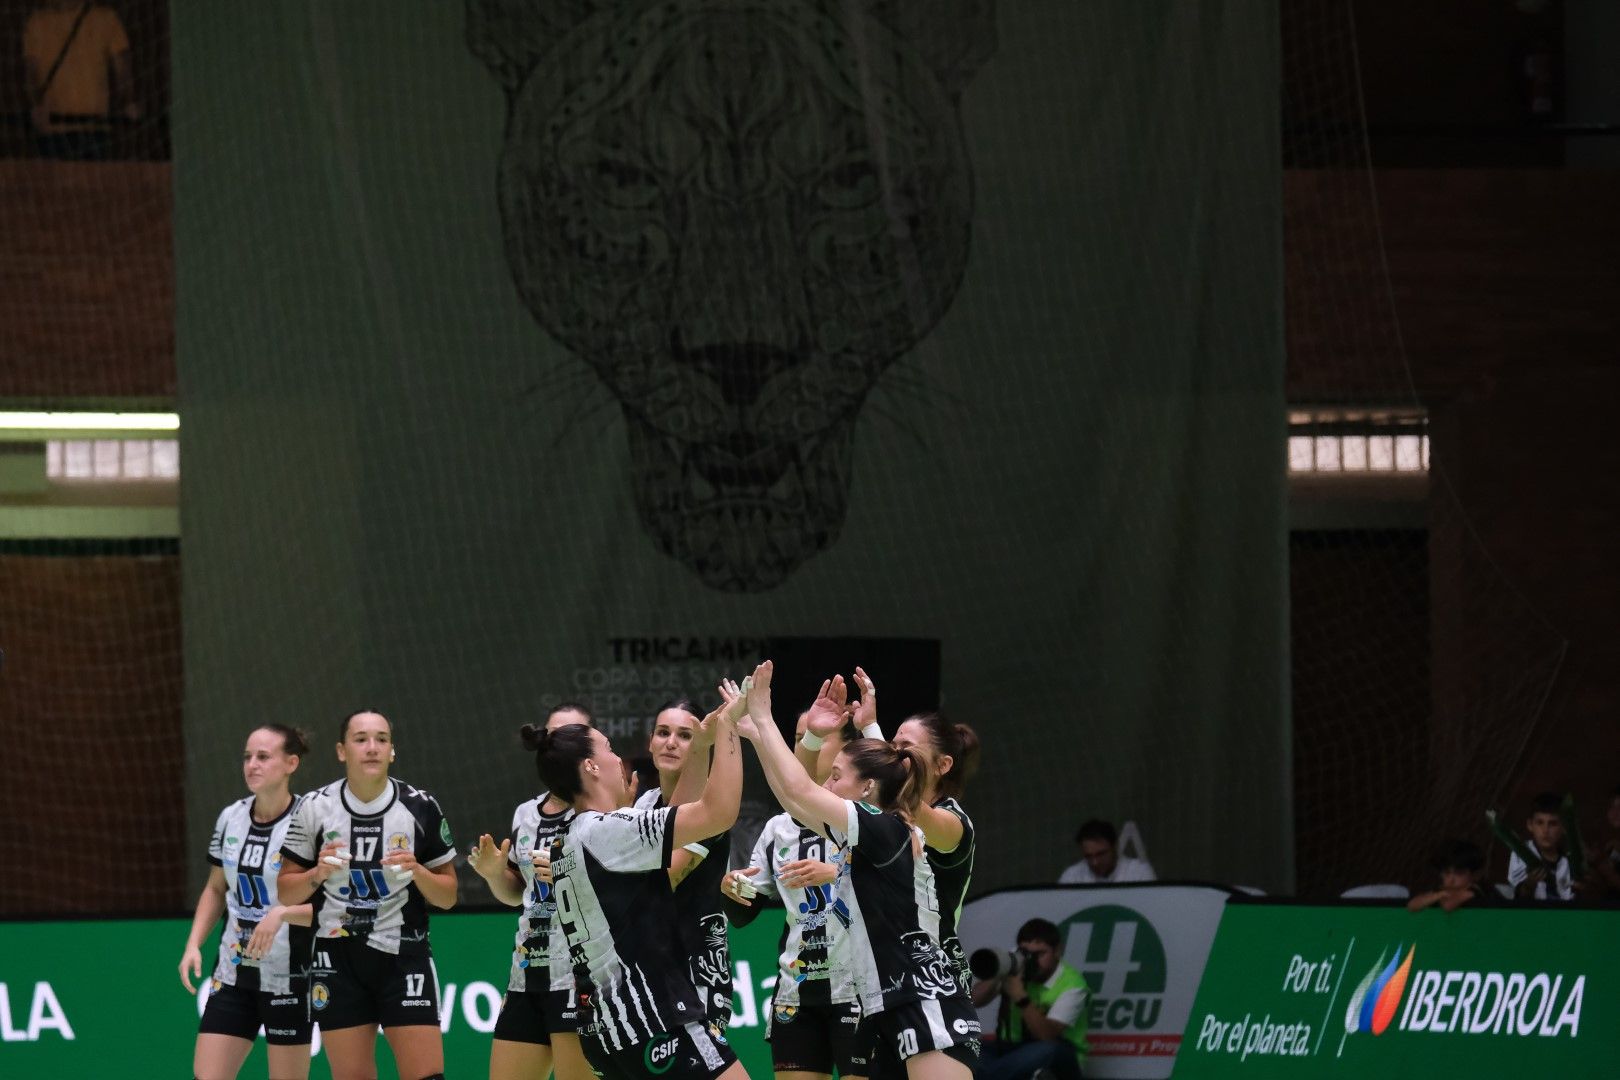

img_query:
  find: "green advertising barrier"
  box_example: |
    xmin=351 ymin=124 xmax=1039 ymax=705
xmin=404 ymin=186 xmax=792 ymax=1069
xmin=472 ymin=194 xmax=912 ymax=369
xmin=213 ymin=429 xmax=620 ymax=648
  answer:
xmin=1175 ymin=903 xmax=1619 ymax=1078
xmin=0 ymin=911 xmax=784 ymax=1076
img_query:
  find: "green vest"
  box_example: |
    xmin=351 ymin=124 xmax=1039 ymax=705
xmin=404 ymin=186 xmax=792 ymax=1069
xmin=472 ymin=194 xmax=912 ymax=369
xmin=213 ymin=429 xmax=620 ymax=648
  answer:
xmin=999 ymin=961 xmax=1091 ymax=1058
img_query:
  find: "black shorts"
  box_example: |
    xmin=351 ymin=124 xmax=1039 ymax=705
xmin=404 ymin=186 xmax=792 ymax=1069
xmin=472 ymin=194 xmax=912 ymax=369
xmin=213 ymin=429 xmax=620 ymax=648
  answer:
xmin=309 ymin=937 xmax=440 ymax=1031
xmin=863 ymin=997 xmax=981 ymax=1077
xmin=198 ymin=966 xmax=311 ymax=1046
xmin=493 ymin=985 xmax=581 ymax=1044
xmin=584 ymin=1020 xmax=737 ymax=1080
xmin=766 ymin=999 xmax=867 ymax=1076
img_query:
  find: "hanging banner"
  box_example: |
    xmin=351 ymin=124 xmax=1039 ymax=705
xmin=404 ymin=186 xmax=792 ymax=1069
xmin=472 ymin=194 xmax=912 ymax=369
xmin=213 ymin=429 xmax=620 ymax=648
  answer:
xmin=957 ymin=884 xmax=1229 ymax=1078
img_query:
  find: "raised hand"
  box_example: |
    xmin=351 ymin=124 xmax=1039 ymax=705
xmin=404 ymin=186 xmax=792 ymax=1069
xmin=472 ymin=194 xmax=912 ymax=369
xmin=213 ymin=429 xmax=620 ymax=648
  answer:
xmin=718 ymin=678 xmax=746 ymax=721
xmin=745 ymin=660 xmax=774 ymax=724
xmin=805 ymin=676 xmax=850 ymax=738
xmin=851 ymin=666 xmax=877 ymax=734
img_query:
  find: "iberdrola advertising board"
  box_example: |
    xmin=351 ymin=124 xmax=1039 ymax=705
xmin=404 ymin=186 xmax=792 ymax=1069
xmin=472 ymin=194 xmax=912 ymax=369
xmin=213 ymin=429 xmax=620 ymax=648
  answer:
xmin=1175 ymin=902 xmax=1617 ymax=1077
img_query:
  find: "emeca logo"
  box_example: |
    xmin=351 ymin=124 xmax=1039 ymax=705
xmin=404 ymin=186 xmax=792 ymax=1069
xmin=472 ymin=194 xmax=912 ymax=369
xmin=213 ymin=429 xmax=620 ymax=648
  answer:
xmin=1344 ymin=945 xmax=1585 ymax=1040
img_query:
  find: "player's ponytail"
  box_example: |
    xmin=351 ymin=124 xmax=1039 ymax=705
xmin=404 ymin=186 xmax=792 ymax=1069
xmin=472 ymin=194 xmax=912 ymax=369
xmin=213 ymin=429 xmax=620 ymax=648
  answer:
xmin=259 ymin=723 xmax=310 ymax=759
xmin=893 ymin=746 xmax=931 ymax=817
xmin=845 ymin=738 xmax=933 ymax=816
xmin=905 ymin=712 xmax=980 ymax=798
xmin=525 ymin=721 xmax=596 ymax=802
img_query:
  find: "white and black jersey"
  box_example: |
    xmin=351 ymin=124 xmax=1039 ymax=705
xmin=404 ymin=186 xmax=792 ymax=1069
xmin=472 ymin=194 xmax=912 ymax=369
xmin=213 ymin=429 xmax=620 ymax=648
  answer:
xmin=637 ymin=787 xmax=733 ymax=1025
xmin=281 ymin=777 xmax=456 ymax=955
xmin=552 ymin=804 xmax=704 ymax=1051
xmin=745 ymin=812 xmax=859 ymax=1008
xmin=924 ymin=797 xmax=976 ymax=993
xmin=207 ymin=795 xmax=306 ymax=994
xmin=506 ymin=794 xmax=574 ymax=993
xmin=825 ymin=801 xmax=960 ymax=1016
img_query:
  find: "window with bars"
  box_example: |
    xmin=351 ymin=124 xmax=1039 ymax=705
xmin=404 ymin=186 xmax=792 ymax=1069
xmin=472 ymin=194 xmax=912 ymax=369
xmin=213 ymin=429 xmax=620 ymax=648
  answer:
xmin=1287 ymin=408 xmax=1428 ymax=476
xmin=46 ymin=439 xmax=180 ymax=481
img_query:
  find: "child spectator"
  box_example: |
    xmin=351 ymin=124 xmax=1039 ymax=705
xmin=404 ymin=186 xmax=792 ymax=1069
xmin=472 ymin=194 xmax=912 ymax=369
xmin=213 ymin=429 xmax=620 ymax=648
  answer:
xmin=1507 ymin=792 xmax=1575 ymax=902
xmin=1407 ymin=840 xmax=1495 ymax=912
xmin=1587 ymin=784 xmax=1620 ymax=901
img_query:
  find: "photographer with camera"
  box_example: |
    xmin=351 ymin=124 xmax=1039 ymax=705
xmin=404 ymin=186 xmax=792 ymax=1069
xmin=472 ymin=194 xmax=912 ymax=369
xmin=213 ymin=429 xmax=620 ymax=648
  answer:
xmin=968 ymin=919 xmax=1089 ymax=1080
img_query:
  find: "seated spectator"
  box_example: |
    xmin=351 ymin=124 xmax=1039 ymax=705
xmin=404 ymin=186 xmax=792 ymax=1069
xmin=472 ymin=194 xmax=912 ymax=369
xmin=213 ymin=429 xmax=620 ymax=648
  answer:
xmin=1507 ymin=792 xmax=1574 ymax=902
xmin=1407 ymin=840 xmax=1496 ymax=913
xmin=22 ymin=0 xmax=140 ymax=160
xmin=971 ymin=918 xmax=1089 ymax=1080
xmin=1586 ymin=784 xmax=1620 ymax=901
xmin=1059 ymin=819 xmax=1155 ymax=884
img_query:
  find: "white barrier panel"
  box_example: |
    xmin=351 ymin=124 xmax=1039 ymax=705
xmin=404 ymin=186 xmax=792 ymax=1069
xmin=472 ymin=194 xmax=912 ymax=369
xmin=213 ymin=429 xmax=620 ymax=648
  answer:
xmin=958 ymin=884 xmax=1229 ymax=1080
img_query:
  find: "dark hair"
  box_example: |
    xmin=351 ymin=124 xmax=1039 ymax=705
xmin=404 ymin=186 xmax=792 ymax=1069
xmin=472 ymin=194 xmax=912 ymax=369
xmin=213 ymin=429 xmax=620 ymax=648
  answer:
xmin=842 ymin=738 xmax=931 ymax=817
xmin=546 ymin=702 xmax=596 ymax=726
xmin=521 ymin=722 xmax=597 ymax=802
xmin=655 ymin=699 xmax=700 ymax=720
xmin=1076 ymin=818 xmax=1117 ymax=845
xmin=339 ymin=709 xmax=389 ymax=742
xmin=1529 ymin=792 xmax=1563 ymax=816
xmin=1016 ymin=917 xmax=1061 ymax=951
xmin=258 ymin=723 xmax=310 ymax=758
xmin=1433 ymin=839 xmax=1485 ymax=875
xmin=627 ymin=754 xmax=661 ymax=798
xmin=902 ymin=712 xmax=980 ymax=798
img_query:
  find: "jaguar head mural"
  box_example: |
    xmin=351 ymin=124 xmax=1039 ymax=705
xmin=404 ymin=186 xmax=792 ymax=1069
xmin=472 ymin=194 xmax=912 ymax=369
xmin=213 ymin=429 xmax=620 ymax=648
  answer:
xmin=469 ymin=0 xmax=996 ymax=590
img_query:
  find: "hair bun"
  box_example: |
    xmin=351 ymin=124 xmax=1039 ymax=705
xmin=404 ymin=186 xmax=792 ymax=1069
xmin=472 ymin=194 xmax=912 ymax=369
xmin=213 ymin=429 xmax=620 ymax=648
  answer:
xmin=519 ymin=723 xmax=547 ymax=752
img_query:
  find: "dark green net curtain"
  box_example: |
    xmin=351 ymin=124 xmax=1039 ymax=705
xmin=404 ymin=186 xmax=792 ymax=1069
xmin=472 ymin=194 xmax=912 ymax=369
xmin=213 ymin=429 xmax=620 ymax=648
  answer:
xmin=174 ymin=1 xmax=1286 ymax=892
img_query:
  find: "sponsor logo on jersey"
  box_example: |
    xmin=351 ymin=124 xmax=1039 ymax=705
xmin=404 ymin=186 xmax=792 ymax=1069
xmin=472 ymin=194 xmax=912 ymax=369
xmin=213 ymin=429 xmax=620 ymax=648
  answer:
xmin=775 ymin=1004 xmax=798 ymax=1023
xmin=268 ymin=996 xmax=297 ymax=1006
xmin=388 ymin=832 xmax=412 ymax=853
xmin=440 ymin=819 xmax=454 ymax=845
xmin=643 ymin=1032 xmax=681 ymax=1074
xmin=324 ymin=829 xmax=342 ymax=842
xmin=310 ymin=982 xmax=330 ymax=1010
xmin=1060 ymin=904 xmax=1170 ymax=1033
xmin=225 ymin=836 xmax=240 ymax=846
xmin=952 ymin=1017 xmax=981 ymax=1035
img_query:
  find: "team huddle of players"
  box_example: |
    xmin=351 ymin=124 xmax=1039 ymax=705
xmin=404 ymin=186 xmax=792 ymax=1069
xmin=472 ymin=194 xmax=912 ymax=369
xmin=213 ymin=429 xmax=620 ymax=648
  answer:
xmin=180 ymin=662 xmax=983 ymax=1080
